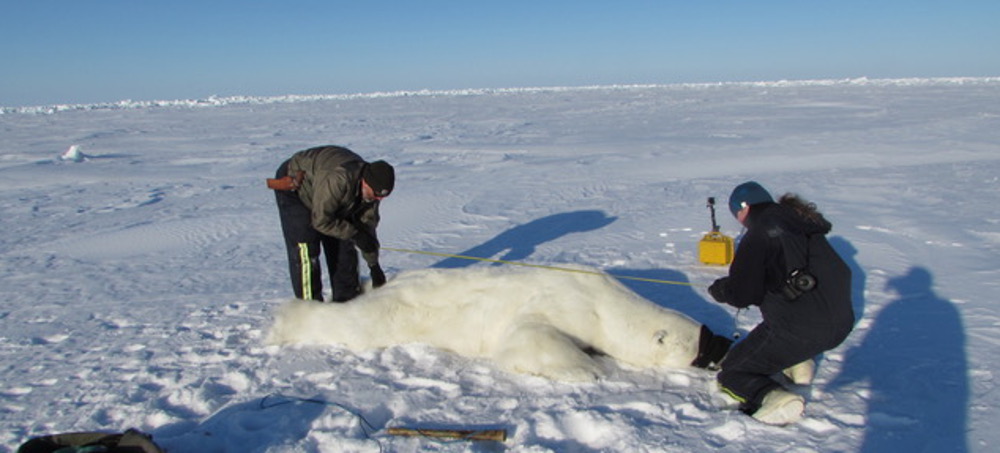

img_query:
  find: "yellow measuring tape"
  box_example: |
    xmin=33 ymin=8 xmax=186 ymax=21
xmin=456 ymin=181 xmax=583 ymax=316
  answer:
xmin=382 ymin=247 xmax=693 ymax=287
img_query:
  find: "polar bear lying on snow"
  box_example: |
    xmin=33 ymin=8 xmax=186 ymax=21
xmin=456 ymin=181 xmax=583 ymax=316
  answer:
xmin=267 ymin=266 xmax=730 ymax=381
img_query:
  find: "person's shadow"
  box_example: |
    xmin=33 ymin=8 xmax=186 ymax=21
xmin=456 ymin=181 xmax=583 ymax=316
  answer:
xmin=432 ymin=210 xmax=616 ymax=268
xmin=828 ymin=266 xmax=968 ymax=452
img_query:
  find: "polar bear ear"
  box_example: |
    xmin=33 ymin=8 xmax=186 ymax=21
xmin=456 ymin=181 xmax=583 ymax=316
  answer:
xmin=654 ymin=330 xmax=669 ymax=345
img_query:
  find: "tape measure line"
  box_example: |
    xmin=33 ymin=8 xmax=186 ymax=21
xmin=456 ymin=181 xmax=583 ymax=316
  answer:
xmin=382 ymin=247 xmax=693 ymax=287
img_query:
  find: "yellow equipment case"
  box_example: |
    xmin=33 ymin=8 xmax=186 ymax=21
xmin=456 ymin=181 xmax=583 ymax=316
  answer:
xmin=698 ymin=197 xmax=734 ymax=265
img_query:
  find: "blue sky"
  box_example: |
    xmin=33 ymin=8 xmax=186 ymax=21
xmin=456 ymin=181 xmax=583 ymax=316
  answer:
xmin=2 ymin=0 xmax=998 ymax=107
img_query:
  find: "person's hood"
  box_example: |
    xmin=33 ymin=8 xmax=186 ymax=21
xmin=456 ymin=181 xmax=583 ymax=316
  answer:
xmin=748 ymin=202 xmax=832 ymax=236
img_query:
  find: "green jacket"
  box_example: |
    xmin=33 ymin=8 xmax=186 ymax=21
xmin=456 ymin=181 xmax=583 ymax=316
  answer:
xmin=287 ymin=145 xmax=381 ymax=265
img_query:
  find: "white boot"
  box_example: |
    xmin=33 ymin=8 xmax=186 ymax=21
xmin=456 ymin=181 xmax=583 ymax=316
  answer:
xmin=752 ymin=389 xmax=805 ymax=426
xmin=782 ymin=359 xmax=815 ymax=385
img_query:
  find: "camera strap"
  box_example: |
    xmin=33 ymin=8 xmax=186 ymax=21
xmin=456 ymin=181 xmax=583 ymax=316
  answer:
xmin=767 ymin=225 xmax=810 ymax=274
xmin=770 ymin=225 xmax=818 ymax=300
xmin=780 ymin=230 xmax=812 ymax=273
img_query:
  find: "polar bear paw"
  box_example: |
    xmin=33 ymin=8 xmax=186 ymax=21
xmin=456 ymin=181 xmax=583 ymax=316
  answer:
xmin=494 ymin=321 xmax=602 ymax=382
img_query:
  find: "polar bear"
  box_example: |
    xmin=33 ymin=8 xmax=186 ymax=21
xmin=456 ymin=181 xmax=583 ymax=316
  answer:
xmin=267 ymin=265 xmax=730 ymax=381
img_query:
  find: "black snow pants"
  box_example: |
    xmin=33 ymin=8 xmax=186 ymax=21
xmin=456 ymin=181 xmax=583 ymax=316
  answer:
xmin=274 ymin=161 xmax=360 ymax=302
xmin=717 ymin=321 xmax=821 ymax=413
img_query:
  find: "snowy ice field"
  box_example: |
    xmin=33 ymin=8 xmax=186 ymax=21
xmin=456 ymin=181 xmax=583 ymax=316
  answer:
xmin=1 ymin=78 xmax=999 ymax=452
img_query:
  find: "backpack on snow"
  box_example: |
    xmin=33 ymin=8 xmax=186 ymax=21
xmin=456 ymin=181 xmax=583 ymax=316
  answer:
xmin=17 ymin=428 xmax=164 ymax=453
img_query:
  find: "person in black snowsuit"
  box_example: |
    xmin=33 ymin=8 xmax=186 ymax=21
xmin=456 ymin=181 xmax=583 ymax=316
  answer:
xmin=708 ymin=181 xmax=854 ymax=425
xmin=269 ymin=145 xmax=395 ymax=302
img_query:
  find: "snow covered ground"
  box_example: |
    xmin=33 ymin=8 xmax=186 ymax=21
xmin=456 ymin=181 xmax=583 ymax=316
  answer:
xmin=1 ymin=78 xmax=998 ymax=452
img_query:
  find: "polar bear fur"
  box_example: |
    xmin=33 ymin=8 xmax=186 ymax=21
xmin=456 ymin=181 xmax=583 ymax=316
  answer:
xmin=267 ymin=265 xmax=705 ymax=381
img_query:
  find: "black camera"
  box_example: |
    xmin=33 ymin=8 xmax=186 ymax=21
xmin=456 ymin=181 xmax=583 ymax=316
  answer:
xmin=781 ymin=268 xmax=817 ymax=301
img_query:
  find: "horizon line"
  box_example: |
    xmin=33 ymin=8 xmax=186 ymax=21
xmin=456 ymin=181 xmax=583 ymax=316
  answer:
xmin=4 ymin=75 xmax=999 ymax=115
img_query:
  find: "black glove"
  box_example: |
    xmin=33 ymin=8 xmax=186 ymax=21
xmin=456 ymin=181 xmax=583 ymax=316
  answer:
xmin=353 ymin=229 xmax=379 ymax=254
xmin=370 ymin=264 xmax=386 ymax=288
xmin=708 ymin=277 xmax=730 ymax=303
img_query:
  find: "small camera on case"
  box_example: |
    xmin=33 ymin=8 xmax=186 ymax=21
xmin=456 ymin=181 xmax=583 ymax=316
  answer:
xmin=781 ymin=268 xmax=817 ymax=301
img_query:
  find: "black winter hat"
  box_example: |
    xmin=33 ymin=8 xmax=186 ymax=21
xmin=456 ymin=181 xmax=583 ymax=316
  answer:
xmin=728 ymin=181 xmax=773 ymax=218
xmin=363 ymin=160 xmax=395 ymax=197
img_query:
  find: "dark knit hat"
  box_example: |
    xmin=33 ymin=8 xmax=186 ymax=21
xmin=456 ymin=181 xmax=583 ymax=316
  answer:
xmin=363 ymin=160 xmax=395 ymax=197
xmin=728 ymin=181 xmax=773 ymax=218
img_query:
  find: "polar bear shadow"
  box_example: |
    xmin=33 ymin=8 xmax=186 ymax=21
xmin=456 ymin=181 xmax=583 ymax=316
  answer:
xmin=268 ymin=266 xmax=726 ymax=382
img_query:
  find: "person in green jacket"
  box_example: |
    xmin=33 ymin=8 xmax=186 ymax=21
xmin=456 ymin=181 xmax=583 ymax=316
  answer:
xmin=270 ymin=145 xmax=394 ymax=302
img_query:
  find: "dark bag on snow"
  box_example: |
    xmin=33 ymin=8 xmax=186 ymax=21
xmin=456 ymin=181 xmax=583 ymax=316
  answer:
xmin=17 ymin=428 xmax=164 ymax=453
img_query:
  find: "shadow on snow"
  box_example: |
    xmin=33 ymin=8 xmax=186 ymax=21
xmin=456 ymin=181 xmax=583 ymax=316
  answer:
xmin=431 ymin=210 xmax=616 ymax=269
xmin=828 ymin=266 xmax=968 ymax=452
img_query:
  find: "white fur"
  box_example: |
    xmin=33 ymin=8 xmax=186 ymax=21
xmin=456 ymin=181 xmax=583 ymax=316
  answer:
xmin=267 ymin=266 xmax=703 ymax=381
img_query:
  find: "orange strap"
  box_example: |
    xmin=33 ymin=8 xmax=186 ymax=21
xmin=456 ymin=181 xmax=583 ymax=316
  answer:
xmin=266 ymin=171 xmax=305 ymax=191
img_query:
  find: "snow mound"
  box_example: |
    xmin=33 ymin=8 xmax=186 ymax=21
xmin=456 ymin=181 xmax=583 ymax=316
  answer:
xmin=59 ymin=145 xmax=89 ymax=162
